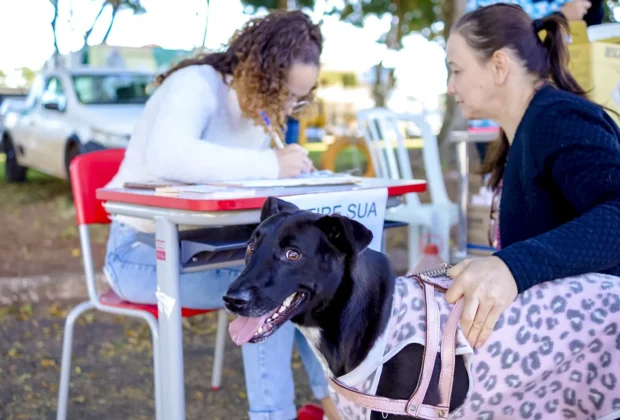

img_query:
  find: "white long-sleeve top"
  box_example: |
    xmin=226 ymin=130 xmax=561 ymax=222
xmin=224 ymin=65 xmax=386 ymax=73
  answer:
xmin=105 ymin=64 xmax=280 ymax=232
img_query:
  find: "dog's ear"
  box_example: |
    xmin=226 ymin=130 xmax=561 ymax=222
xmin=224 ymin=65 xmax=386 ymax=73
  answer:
xmin=316 ymin=214 xmax=373 ymax=256
xmin=260 ymin=197 xmax=300 ymax=222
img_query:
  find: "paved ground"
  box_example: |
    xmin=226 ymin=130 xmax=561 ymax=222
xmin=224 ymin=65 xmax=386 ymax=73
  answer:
xmin=0 ymin=302 xmax=320 ymax=420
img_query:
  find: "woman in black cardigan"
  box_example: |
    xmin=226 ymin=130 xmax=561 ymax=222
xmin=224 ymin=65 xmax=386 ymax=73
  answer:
xmin=443 ymin=4 xmax=620 ymax=349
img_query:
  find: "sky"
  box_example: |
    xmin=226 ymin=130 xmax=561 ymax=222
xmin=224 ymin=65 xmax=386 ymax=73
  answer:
xmin=0 ymin=0 xmax=449 ymax=101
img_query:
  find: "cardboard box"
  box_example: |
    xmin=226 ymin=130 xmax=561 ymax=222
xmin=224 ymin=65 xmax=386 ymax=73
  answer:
xmin=565 ymin=21 xmax=620 ymax=124
xmin=467 ymin=204 xmax=497 ymax=256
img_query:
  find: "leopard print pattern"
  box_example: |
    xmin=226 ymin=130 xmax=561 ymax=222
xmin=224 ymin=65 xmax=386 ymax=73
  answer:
xmin=329 ymin=272 xmax=620 ymax=420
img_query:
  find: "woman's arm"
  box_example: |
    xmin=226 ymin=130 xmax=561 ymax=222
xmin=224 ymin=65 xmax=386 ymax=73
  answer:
xmin=496 ymin=106 xmax=620 ymax=292
xmin=143 ymin=66 xmax=279 ymax=184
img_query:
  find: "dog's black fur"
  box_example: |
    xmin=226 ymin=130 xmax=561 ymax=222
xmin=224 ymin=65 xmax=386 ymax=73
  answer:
xmin=224 ymin=198 xmax=469 ymax=419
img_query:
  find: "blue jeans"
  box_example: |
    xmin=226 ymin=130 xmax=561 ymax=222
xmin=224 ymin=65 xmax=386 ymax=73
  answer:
xmin=104 ymin=220 xmax=329 ymax=419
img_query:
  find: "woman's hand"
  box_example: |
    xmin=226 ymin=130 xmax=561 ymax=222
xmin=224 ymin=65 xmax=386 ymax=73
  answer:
xmin=276 ymin=144 xmax=314 ymax=178
xmin=445 ymin=256 xmax=518 ymax=349
xmin=561 ymin=0 xmax=591 ymax=21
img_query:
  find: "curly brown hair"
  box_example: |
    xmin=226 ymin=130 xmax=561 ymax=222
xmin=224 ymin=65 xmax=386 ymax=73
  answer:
xmin=154 ymin=10 xmax=323 ymax=145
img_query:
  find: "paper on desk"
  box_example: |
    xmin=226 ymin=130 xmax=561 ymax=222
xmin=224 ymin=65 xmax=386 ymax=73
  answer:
xmin=156 ymin=184 xmax=257 ymax=198
xmin=211 ymin=172 xmax=361 ymax=188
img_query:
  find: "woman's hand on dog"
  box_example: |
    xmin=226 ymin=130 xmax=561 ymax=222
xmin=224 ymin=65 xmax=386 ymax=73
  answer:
xmin=445 ymin=256 xmax=518 ymax=349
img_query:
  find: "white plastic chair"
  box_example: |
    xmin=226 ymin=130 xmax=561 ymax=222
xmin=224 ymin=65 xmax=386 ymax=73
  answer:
xmin=357 ymin=107 xmax=459 ymax=265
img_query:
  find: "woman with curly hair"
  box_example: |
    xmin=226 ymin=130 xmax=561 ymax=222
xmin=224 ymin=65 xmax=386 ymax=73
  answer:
xmin=103 ymin=10 xmax=339 ymax=420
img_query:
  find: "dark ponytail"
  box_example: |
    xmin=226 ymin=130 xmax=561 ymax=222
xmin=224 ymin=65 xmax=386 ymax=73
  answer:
xmin=537 ymin=13 xmax=587 ymax=99
xmin=481 ymin=12 xmax=591 ymax=189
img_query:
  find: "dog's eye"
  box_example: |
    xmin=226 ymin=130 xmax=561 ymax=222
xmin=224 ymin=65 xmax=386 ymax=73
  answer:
xmin=285 ymin=249 xmax=301 ymax=261
xmin=247 ymin=243 xmax=254 ymax=254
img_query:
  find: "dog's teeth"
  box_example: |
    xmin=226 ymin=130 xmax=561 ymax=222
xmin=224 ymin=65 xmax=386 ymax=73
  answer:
xmin=258 ymin=326 xmax=264 ymax=334
xmin=272 ymin=313 xmax=279 ymax=319
xmin=278 ymin=306 xmax=287 ymax=313
xmin=283 ymin=294 xmax=295 ymax=307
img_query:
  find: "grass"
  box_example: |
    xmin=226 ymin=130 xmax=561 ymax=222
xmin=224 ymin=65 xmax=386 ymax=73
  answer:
xmin=307 ymin=138 xmax=423 ymax=173
xmin=0 ymin=153 xmax=70 ymax=206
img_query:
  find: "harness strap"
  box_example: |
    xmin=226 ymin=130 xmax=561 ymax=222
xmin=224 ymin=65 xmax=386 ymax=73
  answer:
xmin=328 ymin=276 xmax=463 ymax=419
xmin=405 ymin=281 xmax=440 ymax=417
xmin=438 ymin=298 xmax=464 ymax=409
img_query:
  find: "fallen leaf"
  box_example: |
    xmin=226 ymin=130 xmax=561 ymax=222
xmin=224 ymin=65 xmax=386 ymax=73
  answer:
xmin=71 ymin=248 xmax=81 ymax=257
xmin=193 ymin=391 xmax=204 ymax=400
xmin=238 ymin=391 xmax=247 ymax=399
xmin=19 ymin=304 xmax=32 ymax=320
xmin=72 ymin=395 xmax=86 ymax=404
xmin=40 ymin=359 xmax=56 ymax=368
xmin=17 ymin=373 xmax=31 ymax=384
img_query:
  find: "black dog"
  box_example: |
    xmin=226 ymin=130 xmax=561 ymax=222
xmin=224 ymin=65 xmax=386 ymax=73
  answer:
xmin=224 ymin=197 xmax=469 ymax=419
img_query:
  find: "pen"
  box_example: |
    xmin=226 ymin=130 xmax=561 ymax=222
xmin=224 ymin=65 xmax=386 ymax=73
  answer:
xmin=260 ymin=110 xmax=285 ymax=149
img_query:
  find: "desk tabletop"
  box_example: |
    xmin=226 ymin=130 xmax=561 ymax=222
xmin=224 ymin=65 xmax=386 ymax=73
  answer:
xmin=97 ymin=177 xmax=427 ymax=212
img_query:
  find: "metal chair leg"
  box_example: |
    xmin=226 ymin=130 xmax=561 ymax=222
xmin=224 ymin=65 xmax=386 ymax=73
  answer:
xmin=211 ymin=309 xmax=228 ymax=390
xmin=56 ymin=301 xmax=95 ymax=420
xmin=143 ymin=315 xmax=162 ymax=420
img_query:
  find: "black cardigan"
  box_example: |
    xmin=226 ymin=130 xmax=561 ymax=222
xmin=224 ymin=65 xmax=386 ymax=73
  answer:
xmin=494 ymin=84 xmax=620 ymax=293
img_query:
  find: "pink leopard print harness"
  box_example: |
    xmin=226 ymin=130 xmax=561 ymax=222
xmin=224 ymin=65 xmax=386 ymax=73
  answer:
xmin=328 ymin=270 xmax=467 ymax=419
xmin=325 ymin=269 xmax=620 ymax=420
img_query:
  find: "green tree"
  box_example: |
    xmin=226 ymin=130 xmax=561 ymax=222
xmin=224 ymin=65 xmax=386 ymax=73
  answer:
xmin=20 ymin=68 xmax=37 ymax=88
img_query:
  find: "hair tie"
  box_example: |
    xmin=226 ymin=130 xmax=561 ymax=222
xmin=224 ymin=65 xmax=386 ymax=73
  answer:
xmin=533 ymin=19 xmax=544 ymax=33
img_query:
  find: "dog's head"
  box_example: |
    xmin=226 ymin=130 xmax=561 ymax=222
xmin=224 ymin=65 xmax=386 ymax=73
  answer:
xmin=223 ymin=196 xmax=373 ymax=345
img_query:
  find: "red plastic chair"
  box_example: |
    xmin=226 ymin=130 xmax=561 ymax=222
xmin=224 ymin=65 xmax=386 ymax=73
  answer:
xmin=298 ymin=403 xmax=325 ymax=420
xmin=56 ymin=149 xmax=228 ymax=420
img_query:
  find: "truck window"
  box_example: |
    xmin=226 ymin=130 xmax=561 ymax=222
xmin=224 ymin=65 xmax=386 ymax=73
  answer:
xmin=72 ymin=73 xmax=152 ymax=105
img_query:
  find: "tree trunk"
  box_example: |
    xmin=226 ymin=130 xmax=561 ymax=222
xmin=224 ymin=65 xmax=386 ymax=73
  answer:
xmin=278 ymin=0 xmax=288 ymax=8
xmin=202 ymin=0 xmax=210 ymax=47
xmin=437 ymin=0 xmax=468 ymax=168
xmin=102 ymin=6 xmax=119 ymax=44
xmin=371 ymin=0 xmax=401 ymax=107
xmin=84 ymin=2 xmax=108 ymax=44
xmin=50 ymin=0 xmax=60 ymax=64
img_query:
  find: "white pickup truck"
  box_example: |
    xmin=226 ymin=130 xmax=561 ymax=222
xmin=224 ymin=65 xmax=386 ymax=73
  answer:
xmin=2 ymin=67 xmax=153 ymax=182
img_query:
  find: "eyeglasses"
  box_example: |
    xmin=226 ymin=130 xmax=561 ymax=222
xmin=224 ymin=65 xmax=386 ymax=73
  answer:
xmin=289 ymin=99 xmax=312 ymax=114
xmin=488 ymin=180 xmax=502 ymax=249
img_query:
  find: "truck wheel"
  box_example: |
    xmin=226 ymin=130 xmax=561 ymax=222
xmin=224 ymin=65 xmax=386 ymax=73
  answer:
xmin=3 ymin=135 xmax=27 ymax=183
xmin=65 ymin=142 xmax=80 ymax=179
xmin=65 ymin=142 xmax=80 ymax=198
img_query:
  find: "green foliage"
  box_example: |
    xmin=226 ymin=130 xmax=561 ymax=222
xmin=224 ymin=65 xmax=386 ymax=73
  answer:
xmin=604 ymin=0 xmax=619 ymax=22
xmin=20 ymin=68 xmax=36 ymax=87
xmin=330 ymin=0 xmax=442 ymax=45
xmin=241 ymin=0 xmax=316 ymax=13
xmin=103 ymin=0 xmax=146 ymax=14
xmin=241 ymin=0 xmax=444 ymax=46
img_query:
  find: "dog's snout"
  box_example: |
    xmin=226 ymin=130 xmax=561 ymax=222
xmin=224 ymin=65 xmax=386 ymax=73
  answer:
xmin=223 ymin=289 xmax=253 ymax=312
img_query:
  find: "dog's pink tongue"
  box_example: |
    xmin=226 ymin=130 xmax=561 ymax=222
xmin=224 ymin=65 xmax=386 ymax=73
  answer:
xmin=229 ymin=314 xmax=270 ymax=345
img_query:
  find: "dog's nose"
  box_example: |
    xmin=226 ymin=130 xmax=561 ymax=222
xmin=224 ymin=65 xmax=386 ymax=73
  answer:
xmin=223 ymin=289 xmax=252 ymax=312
